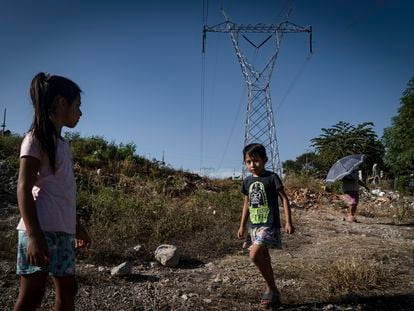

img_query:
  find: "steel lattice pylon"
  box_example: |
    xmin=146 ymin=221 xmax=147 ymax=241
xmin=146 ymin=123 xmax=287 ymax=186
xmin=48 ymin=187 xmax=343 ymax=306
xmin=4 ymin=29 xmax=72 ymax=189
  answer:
xmin=203 ymin=10 xmax=312 ymax=177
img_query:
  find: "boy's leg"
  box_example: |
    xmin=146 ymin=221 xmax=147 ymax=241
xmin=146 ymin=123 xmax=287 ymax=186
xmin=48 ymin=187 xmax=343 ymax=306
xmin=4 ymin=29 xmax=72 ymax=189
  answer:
xmin=249 ymin=244 xmax=277 ymax=293
xmin=14 ymin=272 xmax=48 ymax=311
xmin=52 ymin=275 xmax=77 ymax=311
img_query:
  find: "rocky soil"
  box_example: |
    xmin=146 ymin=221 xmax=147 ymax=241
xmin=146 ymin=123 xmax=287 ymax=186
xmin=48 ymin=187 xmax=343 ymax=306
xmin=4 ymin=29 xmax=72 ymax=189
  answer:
xmin=1 ymin=192 xmax=413 ymax=311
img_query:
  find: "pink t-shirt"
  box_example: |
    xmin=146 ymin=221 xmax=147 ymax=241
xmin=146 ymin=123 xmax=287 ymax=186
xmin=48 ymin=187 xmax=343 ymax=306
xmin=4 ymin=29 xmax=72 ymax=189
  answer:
xmin=16 ymin=132 xmax=77 ymax=234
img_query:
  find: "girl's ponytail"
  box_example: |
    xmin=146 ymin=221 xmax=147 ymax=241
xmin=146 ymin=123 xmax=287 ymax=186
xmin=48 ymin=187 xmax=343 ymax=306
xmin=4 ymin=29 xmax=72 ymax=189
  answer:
xmin=29 ymin=72 xmax=81 ymax=172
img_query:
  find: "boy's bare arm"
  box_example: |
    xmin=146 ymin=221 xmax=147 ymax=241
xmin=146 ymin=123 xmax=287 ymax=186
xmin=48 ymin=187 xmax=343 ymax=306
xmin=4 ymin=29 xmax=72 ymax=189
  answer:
xmin=278 ymin=187 xmax=295 ymax=234
xmin=237 ymin=196 xmax=249 ymax=239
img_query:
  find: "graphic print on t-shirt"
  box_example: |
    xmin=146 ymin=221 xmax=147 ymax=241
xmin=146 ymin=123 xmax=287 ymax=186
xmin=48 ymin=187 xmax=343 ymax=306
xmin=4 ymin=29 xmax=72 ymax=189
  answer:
xmin=249 ymin=181 xmax=270 ymax=224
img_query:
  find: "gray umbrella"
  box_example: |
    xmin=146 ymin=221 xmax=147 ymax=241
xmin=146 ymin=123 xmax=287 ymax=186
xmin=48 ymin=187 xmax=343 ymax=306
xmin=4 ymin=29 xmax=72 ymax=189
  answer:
xmin=325 ymin=154 xmax=366 ymax=183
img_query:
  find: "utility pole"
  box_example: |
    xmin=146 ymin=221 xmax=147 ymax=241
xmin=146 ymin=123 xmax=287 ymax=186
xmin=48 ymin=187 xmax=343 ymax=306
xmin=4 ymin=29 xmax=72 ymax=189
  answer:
xmin=1 ymin=108 xmax=6 ymax=135
xmin=203 ymin=10 xmax=312 ymax=177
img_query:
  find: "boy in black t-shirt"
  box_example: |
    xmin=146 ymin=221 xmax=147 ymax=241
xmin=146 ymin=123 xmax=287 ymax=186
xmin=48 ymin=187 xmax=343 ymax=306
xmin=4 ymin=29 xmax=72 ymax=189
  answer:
xmin=237 ymin=143 xmax=294 ymax=309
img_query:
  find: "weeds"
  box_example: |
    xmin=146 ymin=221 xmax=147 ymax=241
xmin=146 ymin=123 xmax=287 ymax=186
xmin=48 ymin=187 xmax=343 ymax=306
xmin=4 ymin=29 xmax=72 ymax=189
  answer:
xmin=393 ymin=198 xmax=414 ymax=223
xmin=323 ymin=256 xmax=388 ymax=294
xmin=78 ymin=182 xmax=243 ymax=264
xmin=284 ymin=173 xmax=322 ymax=193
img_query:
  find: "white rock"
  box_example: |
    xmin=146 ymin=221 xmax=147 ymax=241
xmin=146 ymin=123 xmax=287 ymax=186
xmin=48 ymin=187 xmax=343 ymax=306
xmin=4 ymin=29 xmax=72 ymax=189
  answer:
xmin=149 ymin=261 xmax=159 ymax=268
xmin=110 ymin=261 xmax=132 ymax=276
xmin=133 ymin=244 xmax=142 ymax=252
xmin=154 ymin=244 xmax=180 ymax=267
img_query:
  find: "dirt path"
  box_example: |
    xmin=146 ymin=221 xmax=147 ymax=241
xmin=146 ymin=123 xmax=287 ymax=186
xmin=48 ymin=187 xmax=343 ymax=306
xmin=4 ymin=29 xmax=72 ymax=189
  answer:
xmin=1 ymin=204 xmax=413 ymax=310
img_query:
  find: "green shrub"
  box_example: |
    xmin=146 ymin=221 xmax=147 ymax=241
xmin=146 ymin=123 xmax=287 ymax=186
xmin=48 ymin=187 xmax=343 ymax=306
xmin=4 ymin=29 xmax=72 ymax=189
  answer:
xmin=394 ymin=175 xmax=414 ymax=194
xmin=284 ymin=173 xmax=323 ymax=193
xmin=0 ymin=133 xmax=22 ymax=164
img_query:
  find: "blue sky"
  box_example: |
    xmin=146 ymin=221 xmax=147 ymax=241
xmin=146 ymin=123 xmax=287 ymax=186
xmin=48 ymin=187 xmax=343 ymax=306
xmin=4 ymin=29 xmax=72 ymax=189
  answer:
xmin=1 ymin=0 xmax=413 ymax=178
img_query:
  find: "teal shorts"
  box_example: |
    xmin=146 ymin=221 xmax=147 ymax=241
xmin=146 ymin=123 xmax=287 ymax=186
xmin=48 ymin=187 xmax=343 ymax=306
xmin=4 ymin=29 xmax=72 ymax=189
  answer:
xmin=16 ymin=230 xmax=76 ymax=276
xmin=250 ymin=226 xmax=282 ymax=249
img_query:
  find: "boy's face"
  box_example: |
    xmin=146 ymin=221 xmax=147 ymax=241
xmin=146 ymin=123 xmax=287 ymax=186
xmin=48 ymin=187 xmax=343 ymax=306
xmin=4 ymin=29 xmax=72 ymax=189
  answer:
xmin=244 ymin=153 xmax=266 ymax=176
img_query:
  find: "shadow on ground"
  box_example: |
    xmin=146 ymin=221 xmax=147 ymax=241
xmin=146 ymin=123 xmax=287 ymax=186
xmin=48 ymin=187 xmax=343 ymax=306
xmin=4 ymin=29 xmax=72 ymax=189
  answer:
xmin=281 ymin=293 xmax=414 ymax=311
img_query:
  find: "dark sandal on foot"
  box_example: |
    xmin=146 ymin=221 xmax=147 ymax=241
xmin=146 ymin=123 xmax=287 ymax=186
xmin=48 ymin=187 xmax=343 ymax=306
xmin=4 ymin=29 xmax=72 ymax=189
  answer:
xmin=260 ymin=292 xmax=280 ymax=309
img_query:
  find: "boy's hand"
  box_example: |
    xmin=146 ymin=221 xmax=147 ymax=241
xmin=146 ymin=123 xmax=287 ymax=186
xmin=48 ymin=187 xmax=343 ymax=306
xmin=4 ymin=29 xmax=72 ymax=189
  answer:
xmin=237 ymin=226 xmax=245 ymax=240
xmin=285 ymin=223 xmax=295 ymax=234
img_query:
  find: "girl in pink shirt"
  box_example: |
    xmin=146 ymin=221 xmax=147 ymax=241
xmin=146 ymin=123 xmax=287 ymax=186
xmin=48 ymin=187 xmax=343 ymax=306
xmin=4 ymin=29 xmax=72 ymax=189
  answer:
xmin=14 ymin=72 xmax=90 ymax=311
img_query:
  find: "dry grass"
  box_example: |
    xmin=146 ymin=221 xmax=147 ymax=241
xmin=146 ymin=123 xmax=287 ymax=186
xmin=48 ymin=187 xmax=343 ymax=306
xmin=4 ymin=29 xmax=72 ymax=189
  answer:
xmin=323 ymin=256 xmax=389 ymax=294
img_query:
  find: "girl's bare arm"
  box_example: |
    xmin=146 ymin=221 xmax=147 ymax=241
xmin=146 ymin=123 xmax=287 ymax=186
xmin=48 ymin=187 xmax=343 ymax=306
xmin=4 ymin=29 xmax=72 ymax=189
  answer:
xmin=17 ymin=156 xmax=49 ymax=266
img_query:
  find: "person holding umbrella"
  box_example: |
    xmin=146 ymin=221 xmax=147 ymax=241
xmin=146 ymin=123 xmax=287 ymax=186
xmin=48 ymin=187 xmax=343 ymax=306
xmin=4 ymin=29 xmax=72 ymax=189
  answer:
xmin=341 ymin=170 xmax=369 ymax=222
xmin=326 ymin=154 xmax=370 ymax=222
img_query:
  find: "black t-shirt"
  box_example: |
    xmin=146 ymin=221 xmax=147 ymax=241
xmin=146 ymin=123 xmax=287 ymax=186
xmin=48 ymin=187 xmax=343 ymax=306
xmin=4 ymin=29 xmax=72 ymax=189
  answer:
xmin=241 ymin=170 xmax=283 ymax=228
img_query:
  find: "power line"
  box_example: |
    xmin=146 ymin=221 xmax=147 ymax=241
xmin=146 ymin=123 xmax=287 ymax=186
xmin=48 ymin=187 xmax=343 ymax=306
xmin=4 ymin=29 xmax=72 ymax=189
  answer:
xmin=275 ymin=53 xmax=312 ymax=113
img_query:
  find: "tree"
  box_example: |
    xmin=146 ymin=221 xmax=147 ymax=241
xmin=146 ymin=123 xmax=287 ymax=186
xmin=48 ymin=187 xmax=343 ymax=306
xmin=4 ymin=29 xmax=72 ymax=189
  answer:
xmin=282 ymin=151 xmax=325 ymax=177
xmin=382 ymin=76 xmax=414 ymax=178
xmin=311 ymin=121 xmax=384 ymax=173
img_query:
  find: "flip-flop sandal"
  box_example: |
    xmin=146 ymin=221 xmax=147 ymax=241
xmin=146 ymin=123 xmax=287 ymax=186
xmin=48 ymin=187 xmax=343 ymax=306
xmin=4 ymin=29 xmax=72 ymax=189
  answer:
xmin=260 ymin=292 xmax=280 ymax=309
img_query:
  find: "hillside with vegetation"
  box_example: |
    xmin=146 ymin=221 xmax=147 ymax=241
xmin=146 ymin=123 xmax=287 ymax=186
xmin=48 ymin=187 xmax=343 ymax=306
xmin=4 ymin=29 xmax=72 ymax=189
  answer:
xmin=1 ymin=130 xmax=413 ymax=310
xmin=0 ymin=132 xmax=244 ymax=264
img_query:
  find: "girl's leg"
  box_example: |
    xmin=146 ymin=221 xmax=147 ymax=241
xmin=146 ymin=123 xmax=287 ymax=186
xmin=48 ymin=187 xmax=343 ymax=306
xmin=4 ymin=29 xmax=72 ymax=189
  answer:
xmin=350 ymin=203 xmax=357 ymax=216
xmin=52 ymin=275 xmax=77 ymax=311
xmin=14 ymin=272 xmax=48 ymax=311
xmin=249 ymin=244 xmax=277 ymax=293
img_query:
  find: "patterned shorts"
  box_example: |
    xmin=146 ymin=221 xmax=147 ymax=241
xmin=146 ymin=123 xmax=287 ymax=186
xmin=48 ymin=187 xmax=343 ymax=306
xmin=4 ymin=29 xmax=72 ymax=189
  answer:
xmin=341 ymin=191 xmax=359 ymax=206
xmin=17 ymin=230 xmax=76 ymax=276
xmin=250 ymin=226 xmax=282 ymax=249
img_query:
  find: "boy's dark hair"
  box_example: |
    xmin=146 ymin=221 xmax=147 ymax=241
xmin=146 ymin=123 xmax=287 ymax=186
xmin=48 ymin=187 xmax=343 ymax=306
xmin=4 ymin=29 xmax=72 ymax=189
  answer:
xmin=29 ymin=72 xmax=81 ymax=171
xmin=243 ymin=143 xmax=267 ymax=161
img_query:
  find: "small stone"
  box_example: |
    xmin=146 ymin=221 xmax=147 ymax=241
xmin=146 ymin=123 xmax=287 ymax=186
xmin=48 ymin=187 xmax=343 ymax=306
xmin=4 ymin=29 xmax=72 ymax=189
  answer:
xmin=110 ymin=261 xmax=132 ymax=276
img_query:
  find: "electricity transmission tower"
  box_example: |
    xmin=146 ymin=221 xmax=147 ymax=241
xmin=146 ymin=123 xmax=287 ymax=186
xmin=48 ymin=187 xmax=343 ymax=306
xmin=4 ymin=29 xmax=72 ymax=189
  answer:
xmin=203 ymin=10 xmax=312 ymax=177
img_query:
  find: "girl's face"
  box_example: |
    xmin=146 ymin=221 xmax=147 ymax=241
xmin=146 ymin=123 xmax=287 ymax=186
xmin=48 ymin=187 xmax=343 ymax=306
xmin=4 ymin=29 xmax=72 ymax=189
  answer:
xmin=244 ymin=153 xmax=266 ymax=176
xmin=63 ymin=95 xmax=82 ymax=128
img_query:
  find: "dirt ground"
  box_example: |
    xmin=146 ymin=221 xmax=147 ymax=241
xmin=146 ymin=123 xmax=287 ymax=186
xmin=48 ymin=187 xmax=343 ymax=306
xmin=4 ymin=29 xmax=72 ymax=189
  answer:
xmin=1 ymin=199 xmax=413 ymax=311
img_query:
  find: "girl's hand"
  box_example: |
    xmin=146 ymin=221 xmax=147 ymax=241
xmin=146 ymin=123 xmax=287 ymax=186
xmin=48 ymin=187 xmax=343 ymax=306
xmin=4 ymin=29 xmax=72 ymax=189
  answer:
xmin=27 ymin=235 xmax=49 ymax=266
xmin=75 ymin=224 xmax=91 ymax=249
xmin=285 ymin=223 xmax=295 ymax=234
xmin=237 ymin=226 xmax=245 ymax=240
